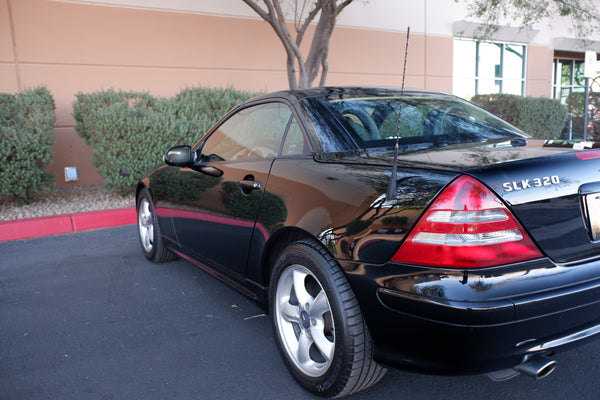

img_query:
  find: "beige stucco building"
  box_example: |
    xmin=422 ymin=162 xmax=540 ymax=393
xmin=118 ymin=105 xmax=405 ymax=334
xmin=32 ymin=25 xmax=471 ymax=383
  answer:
xmin=2 ymin=0 xmax=599 ymax=186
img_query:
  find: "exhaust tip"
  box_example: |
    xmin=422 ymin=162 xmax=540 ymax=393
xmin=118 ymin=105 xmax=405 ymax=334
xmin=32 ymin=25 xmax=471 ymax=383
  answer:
xmin=513 ymin=356 xmax=557 ymax=380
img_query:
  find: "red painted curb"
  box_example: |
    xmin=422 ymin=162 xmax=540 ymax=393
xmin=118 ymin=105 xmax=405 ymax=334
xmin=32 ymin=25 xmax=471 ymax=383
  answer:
xmin=0 ymin=207 xmax=136 ymax=242
xmin=71 ymin=208 xmax=137 ymax=231
xmin=0 ymin=215 xmax=73 ymax=242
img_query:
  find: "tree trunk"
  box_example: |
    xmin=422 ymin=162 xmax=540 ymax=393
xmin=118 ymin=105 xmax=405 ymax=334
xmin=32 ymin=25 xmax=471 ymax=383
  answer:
xmin=303 ymin=0 xmax=336 ymax=88
xmin=286 ymin=54 xmax=298 ymax=90
xmin=242 ymin=0 xmax=354 ymax=89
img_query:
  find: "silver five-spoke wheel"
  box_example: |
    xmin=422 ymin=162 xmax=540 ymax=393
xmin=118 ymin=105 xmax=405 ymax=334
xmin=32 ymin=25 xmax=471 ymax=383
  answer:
xmin=136 ymin=188 xmax=176 ymax=263
xmin=270 ymin=240 xmax=386 ymax=398
xmin=274 ymin=264 xmax=335 ymax=377
xmin=138 ymin=197 xmax=154 ymax=253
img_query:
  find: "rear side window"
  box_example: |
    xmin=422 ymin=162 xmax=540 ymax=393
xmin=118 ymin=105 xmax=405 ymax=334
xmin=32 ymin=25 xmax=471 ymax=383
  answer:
xmin=281 ymin=117 xmax=308 ymax=156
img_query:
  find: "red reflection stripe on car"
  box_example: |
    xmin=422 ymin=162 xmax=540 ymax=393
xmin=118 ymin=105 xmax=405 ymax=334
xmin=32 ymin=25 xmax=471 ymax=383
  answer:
xmin=155 ymin=207 xmax=171 ymax=218
xmin=168 ymin=208 xmax=269 ymax=240
xmin=576 ymin=150 xmax=600 ymax=160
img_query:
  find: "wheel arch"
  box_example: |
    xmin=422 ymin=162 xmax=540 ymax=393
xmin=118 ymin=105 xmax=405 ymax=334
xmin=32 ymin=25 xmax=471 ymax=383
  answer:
xmin=258 ymin=227 xmax=328 ymax=307
xmin=135 ymin=181 xmax=150 ymax=204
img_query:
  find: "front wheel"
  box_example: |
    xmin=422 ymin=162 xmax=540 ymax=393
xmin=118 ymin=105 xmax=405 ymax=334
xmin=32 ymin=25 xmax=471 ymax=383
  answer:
xmin=270 ymin=240 xmax=386 ymax=398
xmin=136 ymin=188 xmax=176 ymax=263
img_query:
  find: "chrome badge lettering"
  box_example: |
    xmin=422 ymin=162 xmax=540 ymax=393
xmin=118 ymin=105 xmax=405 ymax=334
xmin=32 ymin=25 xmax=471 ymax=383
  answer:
xmin=502 ymin=175 xmax=560 ymax=192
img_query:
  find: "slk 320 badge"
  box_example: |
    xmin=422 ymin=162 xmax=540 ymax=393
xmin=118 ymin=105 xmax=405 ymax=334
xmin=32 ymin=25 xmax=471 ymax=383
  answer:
xmin=502 ymin=175 xmax=561 ymax=192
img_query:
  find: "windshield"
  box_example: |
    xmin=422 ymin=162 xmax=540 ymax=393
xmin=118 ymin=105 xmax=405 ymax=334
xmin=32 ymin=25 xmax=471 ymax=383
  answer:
xmin=303 ymin=93 xmax=527 ymax=154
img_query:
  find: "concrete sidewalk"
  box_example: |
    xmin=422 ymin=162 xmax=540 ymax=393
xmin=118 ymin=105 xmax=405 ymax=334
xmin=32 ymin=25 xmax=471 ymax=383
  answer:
xmin=0 ymin=207 xmax=136 ymax=242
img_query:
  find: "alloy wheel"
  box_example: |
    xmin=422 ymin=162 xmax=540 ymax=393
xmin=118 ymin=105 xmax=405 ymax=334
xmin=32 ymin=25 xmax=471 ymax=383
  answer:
xmin=137 ymin=197 xmax=154 ymax=253
xmin=274 ymin=264 xmax=335 ymax=377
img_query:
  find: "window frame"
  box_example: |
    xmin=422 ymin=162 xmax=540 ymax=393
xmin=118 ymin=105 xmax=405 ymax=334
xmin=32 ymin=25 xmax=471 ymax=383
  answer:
xmin=453 ymin=38 xmax=527 ymax=99
xmin=552 ymin=56 xmax=587 ymax=102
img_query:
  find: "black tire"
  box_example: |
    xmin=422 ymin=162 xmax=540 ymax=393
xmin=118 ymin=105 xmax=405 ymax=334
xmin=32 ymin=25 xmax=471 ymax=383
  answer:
xmin=136 ymin=188 xmax=176 ymax=263
xmin=270 ymin=240 xmax=386 ymax=398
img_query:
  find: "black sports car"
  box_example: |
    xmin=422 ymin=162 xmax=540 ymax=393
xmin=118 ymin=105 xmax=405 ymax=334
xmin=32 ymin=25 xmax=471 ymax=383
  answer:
xmin=136 ymin=87 xmax=600 ymax=397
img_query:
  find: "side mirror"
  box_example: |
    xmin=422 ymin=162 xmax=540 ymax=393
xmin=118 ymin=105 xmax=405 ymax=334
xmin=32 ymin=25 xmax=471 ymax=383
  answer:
xmin=164 ymin=146 xmax=195 ymax=166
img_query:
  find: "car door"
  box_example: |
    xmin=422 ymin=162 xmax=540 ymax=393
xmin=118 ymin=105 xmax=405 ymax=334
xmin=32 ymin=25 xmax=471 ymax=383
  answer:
xmin=170 ymin=102 xmax=293 ymax=278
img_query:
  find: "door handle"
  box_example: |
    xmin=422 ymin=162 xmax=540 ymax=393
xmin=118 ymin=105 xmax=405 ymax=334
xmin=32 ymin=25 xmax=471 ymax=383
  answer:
xmin=238 ymin=179 xmax=262 ymax=191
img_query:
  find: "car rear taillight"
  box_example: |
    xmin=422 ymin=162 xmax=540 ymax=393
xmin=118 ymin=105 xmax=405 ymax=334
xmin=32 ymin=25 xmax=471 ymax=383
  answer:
xmin=392 ymin=175 xmax=543 ymax=268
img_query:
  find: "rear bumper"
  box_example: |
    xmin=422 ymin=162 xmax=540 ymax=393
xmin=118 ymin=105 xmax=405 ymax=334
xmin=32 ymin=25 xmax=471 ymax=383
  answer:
xmin=342 ymin=257 xmax=600 ymax=374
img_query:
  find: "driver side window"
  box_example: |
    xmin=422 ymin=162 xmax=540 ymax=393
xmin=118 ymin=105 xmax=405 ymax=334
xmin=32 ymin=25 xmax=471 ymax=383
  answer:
xmin=202 ymin=102 xmax=292 ymax=161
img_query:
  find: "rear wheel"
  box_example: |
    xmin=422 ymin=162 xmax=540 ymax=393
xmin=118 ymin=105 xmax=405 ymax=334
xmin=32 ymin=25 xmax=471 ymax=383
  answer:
xmin=136 ymin=188 xmax=176 ymax=263
xmin=270 ymin=240 xmax=386 ymax=398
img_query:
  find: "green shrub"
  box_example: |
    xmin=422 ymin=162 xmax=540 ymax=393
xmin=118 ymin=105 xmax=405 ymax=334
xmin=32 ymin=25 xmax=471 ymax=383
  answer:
xmin=517 ymin=97 xmax=568 ymax=139
xmin=566 ymin=92 xmax=600 ymax=118
xmin=471 ymin=94 xmax=568 ymax=139
xmin=73 ymin=86 xmax=259 ymax=194
xmin=566 ymin=92 xmax=600 ymax=138
xmin=0 ymin=87 xmax=56 ymax=201
xmin=471 ymin=93 xmax=522 ymax=124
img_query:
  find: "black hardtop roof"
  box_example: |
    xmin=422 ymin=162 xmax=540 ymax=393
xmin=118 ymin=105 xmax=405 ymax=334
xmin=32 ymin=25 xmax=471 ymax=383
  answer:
xmin=246 ymin=86 xmax=453 ymax=104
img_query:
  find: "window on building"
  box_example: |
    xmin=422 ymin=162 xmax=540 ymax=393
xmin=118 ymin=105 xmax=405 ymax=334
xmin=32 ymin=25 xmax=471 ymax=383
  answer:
xmin=552 ymin=57 xmax=586 ymax=103
xmin=552 ymin=55 xmax=588 ymax=139
xmin=453 ymin=39 xmax=526 ymax=100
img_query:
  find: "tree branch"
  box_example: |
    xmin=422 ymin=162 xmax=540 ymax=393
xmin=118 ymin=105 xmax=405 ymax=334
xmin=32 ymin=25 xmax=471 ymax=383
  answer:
xmin=243 ymin=0 xmax=357 ymax=89
xmin=336 ymin=0 xmax=354 ymax=14
xmin=241 ymin=0 xmax=272 ymax=22
xmin=242 ymin=0 xmax=307 ymax=89
xmin=457 ymin=0 xmax=600 ymax=39
xmin=304 ymin=0 xmax=337 ymax=86
xmin=296 ymin=0 xmax=324 ymax=46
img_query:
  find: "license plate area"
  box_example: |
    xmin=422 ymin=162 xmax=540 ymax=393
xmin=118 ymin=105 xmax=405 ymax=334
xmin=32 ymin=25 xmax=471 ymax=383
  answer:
xmin=582 ymin=193 xmax=600 ymax=241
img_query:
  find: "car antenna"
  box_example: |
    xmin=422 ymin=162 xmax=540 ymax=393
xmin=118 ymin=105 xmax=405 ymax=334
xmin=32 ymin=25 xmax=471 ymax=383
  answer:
xmin=386 ymin=26 xmax=410 ymax=201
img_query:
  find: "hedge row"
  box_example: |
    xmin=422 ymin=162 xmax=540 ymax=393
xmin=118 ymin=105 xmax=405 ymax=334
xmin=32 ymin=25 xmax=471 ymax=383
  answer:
xmin=73 ymin=86 xmax=260 ymax=194
xmin=566 ymin=92 xmax=600 ymax=118
xmin=471 ymin=94 xmax=568 ymax=139
xmin=0 ymin=87 xmax=56 ymax=202
xmin=566 ymin=92 xmax=600 ymax=137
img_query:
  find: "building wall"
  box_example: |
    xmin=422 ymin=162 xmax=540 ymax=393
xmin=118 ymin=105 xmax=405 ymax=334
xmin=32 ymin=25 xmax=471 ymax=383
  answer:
xmin=0 ymin=0 xmax=592 ymax=186
xmin=526 ymin=45 xmax=555 ymax=97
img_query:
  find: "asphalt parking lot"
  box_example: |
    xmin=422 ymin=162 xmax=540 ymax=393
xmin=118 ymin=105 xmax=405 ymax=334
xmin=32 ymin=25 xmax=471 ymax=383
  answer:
xmin=1 ymin=225 xmax=599 ymax=400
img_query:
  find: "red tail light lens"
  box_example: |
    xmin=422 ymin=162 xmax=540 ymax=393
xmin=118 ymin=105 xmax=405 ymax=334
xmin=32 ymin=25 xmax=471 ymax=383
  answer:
xmin=576 ymin=150 xmax=600 ymax=160
xmin=392 ymin=175 xmax=543 ymax=268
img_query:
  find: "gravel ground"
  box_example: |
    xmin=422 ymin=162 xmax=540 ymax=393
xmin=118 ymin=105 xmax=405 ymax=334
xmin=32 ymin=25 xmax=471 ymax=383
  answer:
xmin=0 ymin=184 xmax=134 ymax=221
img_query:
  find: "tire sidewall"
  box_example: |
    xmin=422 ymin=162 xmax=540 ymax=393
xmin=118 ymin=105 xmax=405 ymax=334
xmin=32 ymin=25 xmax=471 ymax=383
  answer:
xmin=269 ymin=242 xmax=355 ymax=397
xmin=136 ymin=189 xmax=159 ymax=261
